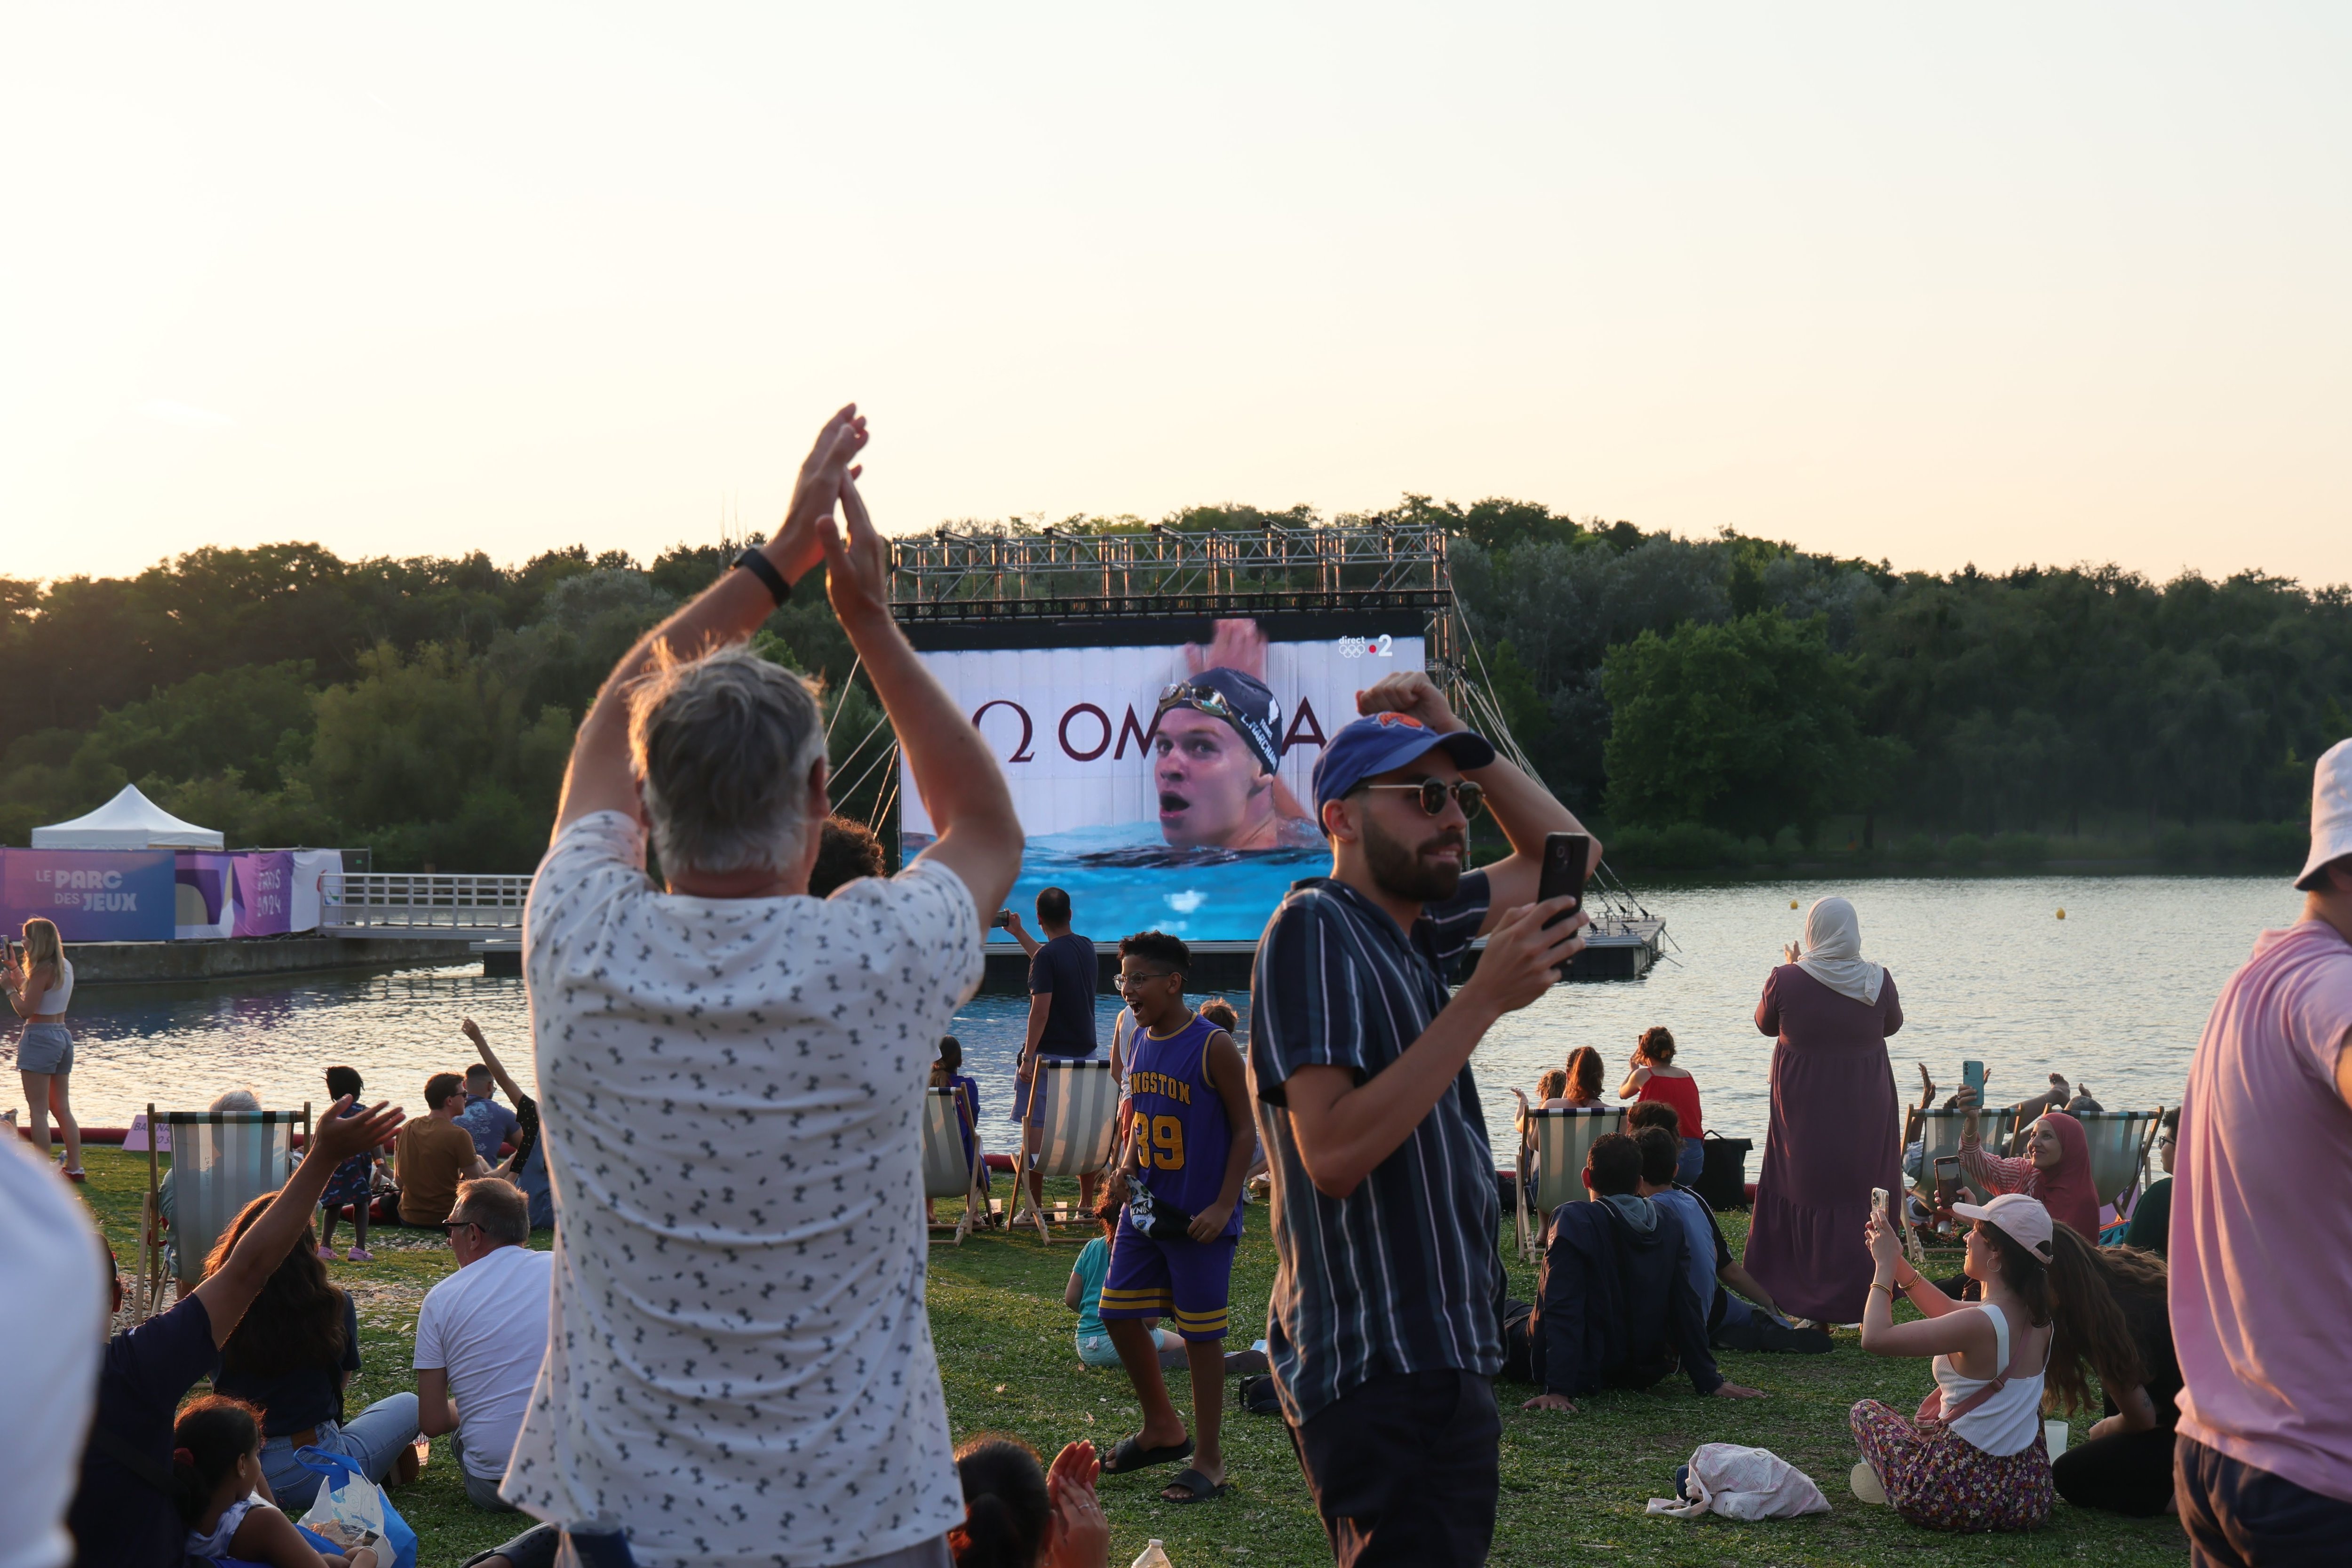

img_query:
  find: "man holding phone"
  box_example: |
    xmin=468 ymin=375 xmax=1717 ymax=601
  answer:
xmin=1248 ymin=671 xmax=1600 ymax=1567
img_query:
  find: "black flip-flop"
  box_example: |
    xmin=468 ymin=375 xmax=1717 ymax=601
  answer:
xmin=1103 ymin=1434 xmax=1194 ymax=1475
xmin=1161 ymin=1467 xmax=1230 ymax=1504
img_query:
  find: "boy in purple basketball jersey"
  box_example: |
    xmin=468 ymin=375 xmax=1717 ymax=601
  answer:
xmin=1098 ymin=930 xmax=1257 ymax=1505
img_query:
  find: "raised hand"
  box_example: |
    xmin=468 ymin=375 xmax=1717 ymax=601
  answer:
xmin=774 ymin=404 xmax=871 ymax=584
xmin=1355 ymin=669 xmax=1462 ymax=733
xmin=312 ymin=1095 xmax=405 ymax=1164
xmin=1185 ymin=618 xmax=1270 ymax=681
xmin=822 ymin=470 xmax=892 ymax=629
xmin=1044 ymin=1441 xmax=1107 ymax=1568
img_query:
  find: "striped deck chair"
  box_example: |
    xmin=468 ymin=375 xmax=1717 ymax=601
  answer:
xmin=1909 ymin=1106 xmax=2017 ymax=1208
xmin=1009 ymin=1058 xmax=1120 ymax=1244
xmin=1511 ymin=1094 xmax=1624 ymax=1260
xmin=137 ymin=1102 xmax=309 ymax=1321
xmin=2074 ymin=1108 xmax=2165 ymax=1213
xmin=922 ymin=1085 xmax=987 ymax=1245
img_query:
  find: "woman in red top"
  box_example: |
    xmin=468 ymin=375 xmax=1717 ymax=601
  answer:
xmin=1618 ymin=1026 xmax=1705 ymax=1184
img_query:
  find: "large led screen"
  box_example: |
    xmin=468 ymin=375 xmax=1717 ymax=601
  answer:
xmin=900 ymin=614 xmax=1427 ymax=944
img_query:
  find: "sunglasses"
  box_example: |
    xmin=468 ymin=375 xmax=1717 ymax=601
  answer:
xmin=1356 ymin=778 xmax=1486 ymax=820
xmin=441 ymin=1218 xmax=480 ymax=1235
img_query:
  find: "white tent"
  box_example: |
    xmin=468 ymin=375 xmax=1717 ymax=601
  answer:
xmin=31 ymin=784 xmax=225 ymax=850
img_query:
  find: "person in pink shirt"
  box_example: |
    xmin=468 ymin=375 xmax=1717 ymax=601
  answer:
xmin=2170 ymin=736 xmax=2352 ymax=1566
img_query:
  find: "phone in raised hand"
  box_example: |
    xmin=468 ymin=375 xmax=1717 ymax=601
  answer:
xmin=1535 ymin=832 xmax=1590 ymax=980
xmin=1961 ymin=1059 xmax=1986 ymax=1108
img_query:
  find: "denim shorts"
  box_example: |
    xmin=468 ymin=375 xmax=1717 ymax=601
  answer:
xmin=17 ymin=1022 xmax=72 ymax=1075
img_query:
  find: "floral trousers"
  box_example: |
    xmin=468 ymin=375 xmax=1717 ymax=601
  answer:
xmin=1850 ymin=1399 xmax=2054 ymax=1532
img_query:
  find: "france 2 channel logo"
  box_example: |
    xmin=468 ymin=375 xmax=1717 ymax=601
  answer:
xmin=1337 ymin=634 xmax=1394 ymax=660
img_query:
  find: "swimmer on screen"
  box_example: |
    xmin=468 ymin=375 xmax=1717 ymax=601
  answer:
xmin=1153 ymin=620 xmax=1318 ymax=852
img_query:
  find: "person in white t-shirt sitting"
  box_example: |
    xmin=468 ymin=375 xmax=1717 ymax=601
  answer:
xmin=501 ymin=405 xmax=1024 ymax=1568
xmin=413 ymin=1178 xmax=552 ymax=1512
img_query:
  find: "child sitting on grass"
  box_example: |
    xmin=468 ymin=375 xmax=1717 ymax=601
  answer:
xmin=952 ymin=1434 xmax=1107 ymax=1568
xmin=175 ymin=1395 xmax=380 ymax=1568
xmin=1067 ymin=1197 xmax=1182 ymax=1367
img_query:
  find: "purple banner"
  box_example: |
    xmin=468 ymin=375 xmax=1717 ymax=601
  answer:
xmin=0 ymin=848 xmax=175 ymax=940
xmin=175 ymin=852 xmax=233 ymax=939
xmin=233 ymin=852 xmax=295 ymax=937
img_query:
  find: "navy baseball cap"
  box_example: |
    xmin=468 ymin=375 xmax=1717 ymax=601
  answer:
xmin=1311 ymin=713 xmax=1497 ymax=812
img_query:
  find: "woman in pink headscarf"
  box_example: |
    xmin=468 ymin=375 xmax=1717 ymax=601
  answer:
xmin=1951 ymin=1088 xmax=2102 ymax=1243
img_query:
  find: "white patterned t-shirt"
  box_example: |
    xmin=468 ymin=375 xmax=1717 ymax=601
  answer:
xmin=503 ymin=811 xmax=984 ymax=1568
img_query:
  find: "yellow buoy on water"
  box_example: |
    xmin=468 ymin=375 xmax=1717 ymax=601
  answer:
xmin=1790 ymin=899 xmax=1799 ymax=909
xmin=2056 ymin=908 xmax=2066 ymax=920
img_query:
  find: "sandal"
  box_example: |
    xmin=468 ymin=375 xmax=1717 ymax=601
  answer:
xmin=1102 ymin=1434 xmax=1193 ymax=1475
xmin=1161 ymin=1467 xmax=1229 ymax=1504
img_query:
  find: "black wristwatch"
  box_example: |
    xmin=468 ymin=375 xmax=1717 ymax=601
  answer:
xmin=732 ymin=549 xmax=791 ymax=606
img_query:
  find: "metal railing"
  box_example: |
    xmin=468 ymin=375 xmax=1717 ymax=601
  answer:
xmin=890 ymin=523 xmax=1452 ymax=624
xmin=321 ymin=873 xmax=531 ymax=934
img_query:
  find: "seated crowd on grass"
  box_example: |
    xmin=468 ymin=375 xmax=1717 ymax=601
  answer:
xmin=14 ymin=410 xmax=2352 ymax=1568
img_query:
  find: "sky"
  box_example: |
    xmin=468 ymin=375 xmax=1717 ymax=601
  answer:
xmin=5 ymin=3 xmax=2349 ymax=588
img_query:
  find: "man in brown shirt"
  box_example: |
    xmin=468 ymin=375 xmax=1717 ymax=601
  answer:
xmin=397 ymin=1072 xmax=491 ymax=1225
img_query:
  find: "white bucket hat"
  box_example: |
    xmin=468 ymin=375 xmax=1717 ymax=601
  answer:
xmin=2297 ymin=737 xmax=2352 ymax=891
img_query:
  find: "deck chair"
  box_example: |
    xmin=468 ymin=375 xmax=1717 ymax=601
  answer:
xmin=136 ymin=1102 xmax=308 ymax=1321
xmin=1510 ymin=1095 xmax=1624 ymax=1260
xmin=1908 ymin=1106 xmax=2018 ymax=1207
xmin=2073 ymin=1108 xmax=2165 ymax=1212
xmin=1009 ymin=1058 xmax=1120 ymax=1244
xmin=922 ymin=1085 xmax=987 ymax=1245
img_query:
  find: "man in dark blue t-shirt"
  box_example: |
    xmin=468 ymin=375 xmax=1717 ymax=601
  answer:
xmin=1001 ymin=885 xmax=1098 ymax=1207
xmin=69 ymin=1095 xmax=406 ymax=1568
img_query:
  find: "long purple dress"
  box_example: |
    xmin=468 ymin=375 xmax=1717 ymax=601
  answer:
xmin=1742 ymin=963 xmax=1905 ymax=1324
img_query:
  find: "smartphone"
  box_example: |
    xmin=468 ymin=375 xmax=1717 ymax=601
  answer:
xmin=992 ymin=910 xmax=1014 ymax=931
xmin=1537 ymin=833 xmax=1589 ymax=925
xmin=1961 ymin=1059 xmax=1986 ymax=1107
xmin=1536 ymin=832 xmax=1590 ymax=978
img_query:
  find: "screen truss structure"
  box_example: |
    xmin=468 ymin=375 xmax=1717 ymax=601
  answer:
xmin=889 ymin=524 xmax=1451 ymax=658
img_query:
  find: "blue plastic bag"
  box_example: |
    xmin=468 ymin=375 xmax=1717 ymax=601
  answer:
xmin=294 ymin=1445 xmax=420 ymax=1568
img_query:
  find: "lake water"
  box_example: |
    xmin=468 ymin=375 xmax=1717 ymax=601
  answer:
xmin=32 ymin=875 xmax=2307 ymax=1160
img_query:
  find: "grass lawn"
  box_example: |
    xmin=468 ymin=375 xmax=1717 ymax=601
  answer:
xmin=74 ymin=1149 xmax=2187 ymax=1567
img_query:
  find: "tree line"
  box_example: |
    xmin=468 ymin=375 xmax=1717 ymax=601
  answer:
xmin=5 ymin=509 xmax=2344 ymax=872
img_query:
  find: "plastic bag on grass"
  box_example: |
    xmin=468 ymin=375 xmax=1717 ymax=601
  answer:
xmin=295 ymin=1446 xmax=420 ymax=1568
xmin=1645 ymin=1442 xmax=1830 ymax=1520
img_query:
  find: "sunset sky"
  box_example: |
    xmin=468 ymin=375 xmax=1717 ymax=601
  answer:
xmin=6 ymin=3 xmax=2348 ymax=587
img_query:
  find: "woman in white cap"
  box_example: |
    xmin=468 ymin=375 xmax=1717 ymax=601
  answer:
xmin=1848 ymin=1192 xmax=2058 ymax=1531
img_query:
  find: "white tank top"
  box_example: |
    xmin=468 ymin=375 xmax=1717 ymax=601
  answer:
xmin=32 ymin=958 xmax=71 ymax=1015
xmin=1933 ymin=1301 xmax=2049 ymax=1456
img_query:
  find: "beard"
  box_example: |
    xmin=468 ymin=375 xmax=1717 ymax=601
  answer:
xmin=1361 ymin=808 xmax=1466 ymax=904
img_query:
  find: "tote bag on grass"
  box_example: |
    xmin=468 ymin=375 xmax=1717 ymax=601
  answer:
xmin=295 ymin=1446 xmax=420 ymax=1568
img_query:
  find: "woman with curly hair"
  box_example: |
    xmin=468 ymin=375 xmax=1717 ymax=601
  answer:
xmin=203 ymin=1193 xmax=421 ymax=1510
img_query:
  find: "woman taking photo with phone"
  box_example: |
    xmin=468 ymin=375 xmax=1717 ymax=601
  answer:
xmin=7 ymin=917 xmax=82 ymax=1180
xmin=1851 ymin=1192 xmax=2058 ymax=1532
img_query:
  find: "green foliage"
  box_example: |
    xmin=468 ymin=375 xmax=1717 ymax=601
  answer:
xmin=1946 ymin=832 xmax=1987 ymax=867
xmin=1601 ymin=611 xmax=1903 ymax=839
xmin=1602 ymin=822 xmax=1755 ymax=870
xmin=0 ymin=537 xmax=890 ymax=870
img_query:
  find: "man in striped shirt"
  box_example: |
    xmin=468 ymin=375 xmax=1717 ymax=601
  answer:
xmin=1248 ymin=672 xmax=1599 ymax=1567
